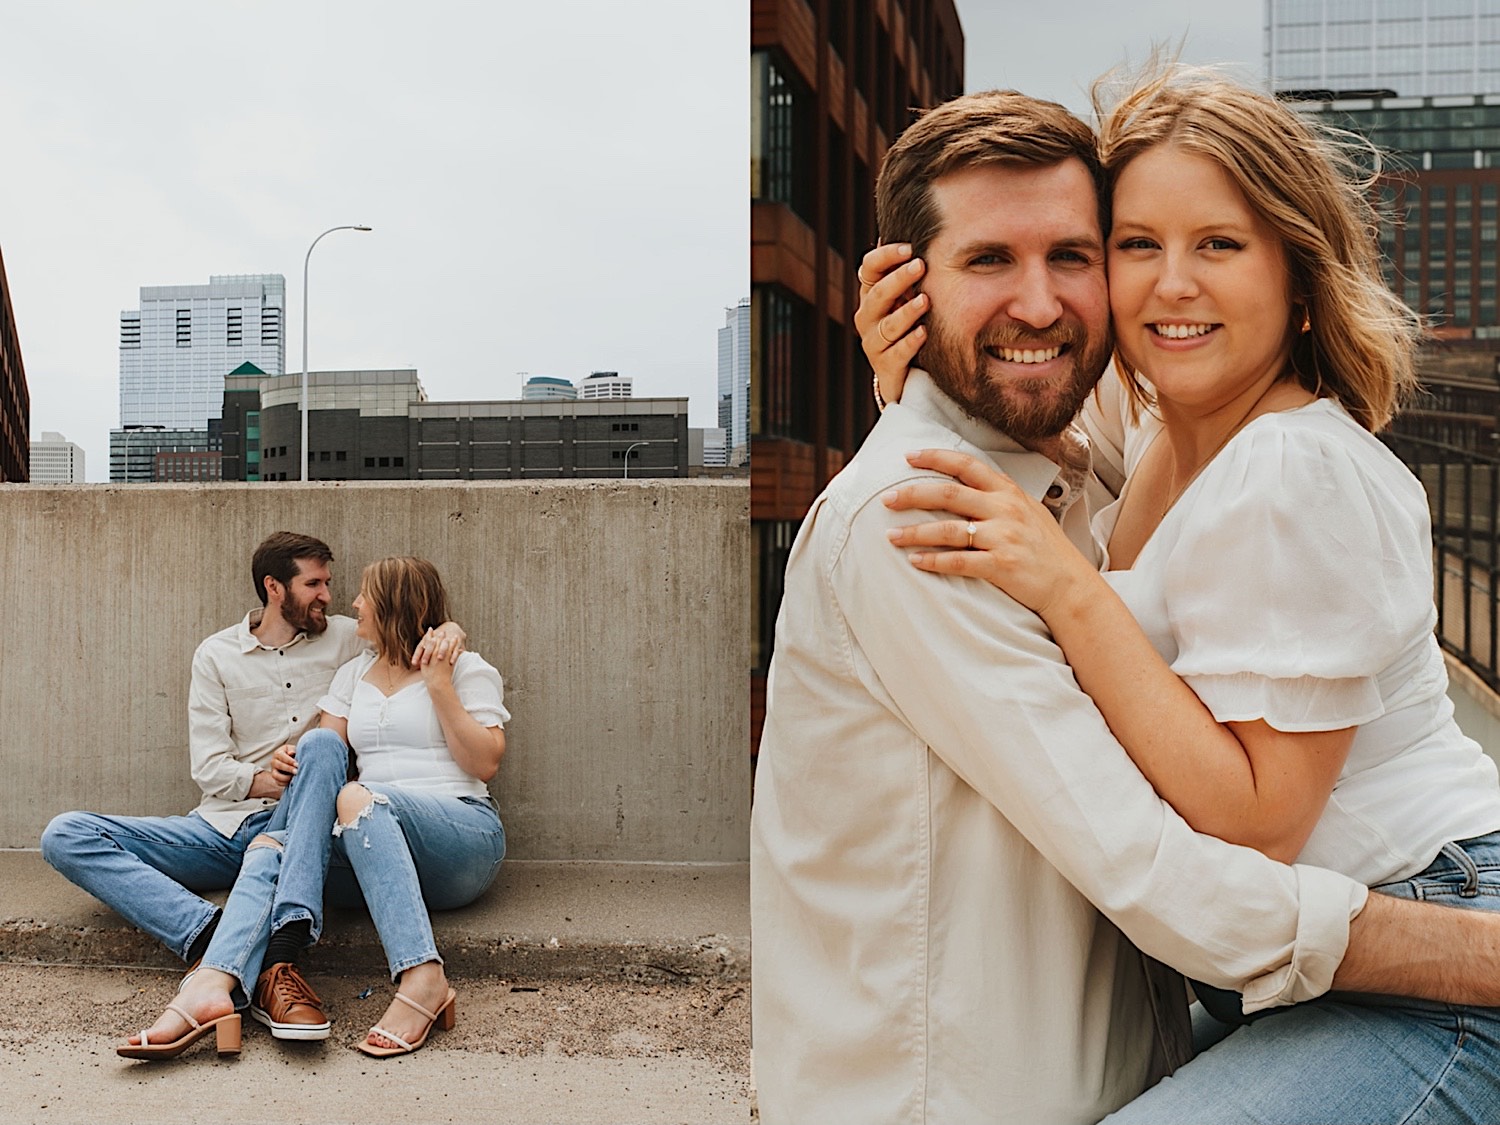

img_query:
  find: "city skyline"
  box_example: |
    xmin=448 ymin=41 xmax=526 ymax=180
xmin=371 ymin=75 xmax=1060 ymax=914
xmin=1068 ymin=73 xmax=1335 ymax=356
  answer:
xmin=2 ymin=1 xmax=743 ymax=481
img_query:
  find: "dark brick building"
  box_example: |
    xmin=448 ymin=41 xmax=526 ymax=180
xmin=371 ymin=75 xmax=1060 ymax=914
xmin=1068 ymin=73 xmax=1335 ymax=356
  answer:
xmin=0 ymin=246 xmax=28 ymax=482
xmin=221 ymin=369 xmax=689 ymax=481
xmin=750 ymin=0 xmax=965 ymax=746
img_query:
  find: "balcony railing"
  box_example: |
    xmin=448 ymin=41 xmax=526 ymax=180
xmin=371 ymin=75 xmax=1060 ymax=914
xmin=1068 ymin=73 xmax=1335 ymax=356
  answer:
xmin=1382 ymin=431 xmax=1500 ymax=692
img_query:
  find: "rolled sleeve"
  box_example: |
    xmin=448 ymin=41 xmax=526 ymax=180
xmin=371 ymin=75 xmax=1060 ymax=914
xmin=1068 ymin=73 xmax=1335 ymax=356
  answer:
xmin=837 ymin=486 xmax=1366 ymax=1001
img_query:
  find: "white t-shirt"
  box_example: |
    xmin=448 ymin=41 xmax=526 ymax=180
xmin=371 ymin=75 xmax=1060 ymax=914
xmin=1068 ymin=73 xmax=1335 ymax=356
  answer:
xmin=1094 ymin=396 xmax=1500 ymax=885
xmin=317 ymin=650 xmax=509 ymax=801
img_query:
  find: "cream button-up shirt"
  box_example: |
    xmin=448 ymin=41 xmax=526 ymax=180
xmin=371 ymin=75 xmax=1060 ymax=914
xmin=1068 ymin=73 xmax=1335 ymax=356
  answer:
xmin=750 ymin=372 xmax=1368 ymax=1125
xmin=188 ymin=610 xmax=368 ymax=835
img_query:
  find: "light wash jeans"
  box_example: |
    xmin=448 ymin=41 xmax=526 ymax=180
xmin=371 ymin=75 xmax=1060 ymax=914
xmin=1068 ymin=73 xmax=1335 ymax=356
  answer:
xmin=201 ymin=728 xmax=505 ymax=998
xmin=40 ymin=803 xmax=281 ymax=963
xmin=1104 ymin=832 xmax=1500 ymax=1125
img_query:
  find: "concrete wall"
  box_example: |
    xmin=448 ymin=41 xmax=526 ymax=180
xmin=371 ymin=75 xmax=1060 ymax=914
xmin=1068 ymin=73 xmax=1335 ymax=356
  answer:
xmin=0 ymin=480 xmax=749 ymax=861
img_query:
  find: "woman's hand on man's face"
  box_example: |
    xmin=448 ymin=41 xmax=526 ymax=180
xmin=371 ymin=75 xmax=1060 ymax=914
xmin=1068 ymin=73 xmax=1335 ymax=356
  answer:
xmin=855 ymin=242 xmax=928 ymax=409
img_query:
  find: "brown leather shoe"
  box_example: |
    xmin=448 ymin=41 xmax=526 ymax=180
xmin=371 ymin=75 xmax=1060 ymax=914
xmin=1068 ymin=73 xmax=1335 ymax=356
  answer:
xmin=251 ymin=962 xmax=331 ymax=1040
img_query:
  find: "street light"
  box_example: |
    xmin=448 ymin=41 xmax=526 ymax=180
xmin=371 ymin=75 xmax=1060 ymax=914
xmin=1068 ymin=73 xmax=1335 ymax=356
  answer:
xmin=301 ymin=224 xmax=372 ymax=481
xmin=622 ymin=441 xmax=650 ymax=479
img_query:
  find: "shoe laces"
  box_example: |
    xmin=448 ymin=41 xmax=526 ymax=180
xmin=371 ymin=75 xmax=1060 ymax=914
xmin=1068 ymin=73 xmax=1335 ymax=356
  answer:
xmin=265 ymin=963 xmax=321 ymax=1008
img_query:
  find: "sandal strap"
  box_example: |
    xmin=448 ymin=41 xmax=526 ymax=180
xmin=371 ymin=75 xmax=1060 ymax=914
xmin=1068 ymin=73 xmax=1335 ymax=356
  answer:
xmin=368 ymin=1024 xmax=414 ymax=1051
xmin=391 ymin=992 xmax=438 ymax=1022
xmin=165 ymin=1002 xmax=202 ymax=1031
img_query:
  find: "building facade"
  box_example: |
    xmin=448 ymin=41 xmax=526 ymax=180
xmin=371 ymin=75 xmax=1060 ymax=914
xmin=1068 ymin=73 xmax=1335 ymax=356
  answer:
xmin=521 ymin=375 xmax=579 ymax=400
xmin=0 ymin=246 xmax=28 ymax=482
xmin=577 ymin=371 xmax=634 ymax=400
xmin=119 ymin=273 xmax=285 ymax=430
xmin=718 ymin=297 xmax=751 ymax=464
xmin=1269 ymin=0 xmax=1500 ymax=99
xmin=750 ymin=0 xmax=965 ymax=745
xmin=110 ymin=424 xmax=222 ymax=483
xmin=220 ymin=368 xmax=689 ymax=481
xmin=29 ymin=431 xmax=84 ymax=482
xmin=1294 ymin=93 xmax=1500 ymax=338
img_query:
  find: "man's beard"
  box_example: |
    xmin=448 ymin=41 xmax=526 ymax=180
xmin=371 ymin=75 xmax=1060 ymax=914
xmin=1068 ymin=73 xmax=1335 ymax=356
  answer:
xmin=282 ymin=593 xmax=329 ymax=636
xmin=918 ymin=312 xmax=1111 ymax=442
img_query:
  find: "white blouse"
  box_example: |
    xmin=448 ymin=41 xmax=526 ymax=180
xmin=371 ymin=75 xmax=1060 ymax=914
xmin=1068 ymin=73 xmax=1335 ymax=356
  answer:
xmin=1093 ymin=397 xmax=1500 ymax=885
xmin=317 ymin=650 xmax=509 ymax=801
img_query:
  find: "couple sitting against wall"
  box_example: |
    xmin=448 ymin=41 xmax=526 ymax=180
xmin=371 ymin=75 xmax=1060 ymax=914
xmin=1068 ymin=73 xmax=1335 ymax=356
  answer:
xmin=41 ymin=532 xmax=508 ymax=1060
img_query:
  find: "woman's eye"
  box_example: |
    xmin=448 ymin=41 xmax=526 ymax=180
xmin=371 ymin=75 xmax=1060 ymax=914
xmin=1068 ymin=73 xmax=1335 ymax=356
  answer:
xmin=1205 ymin=238 xmax=1242 ymax=251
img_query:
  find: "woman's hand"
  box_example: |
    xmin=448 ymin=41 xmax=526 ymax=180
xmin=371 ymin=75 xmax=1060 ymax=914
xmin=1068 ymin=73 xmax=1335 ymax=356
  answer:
xmin=855 ymin=243 xmax=928 ymax=409
xmin=418 ymin=630 xmax=457 ymax=689
xmin=413 ymin=621 xmax=465 ymax=668
xmin=882 ymin=448 xmax=1097 ymax=618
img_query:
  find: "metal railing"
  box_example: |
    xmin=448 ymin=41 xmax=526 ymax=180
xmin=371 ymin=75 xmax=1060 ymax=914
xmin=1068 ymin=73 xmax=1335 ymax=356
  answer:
xmin=1381 ymin=431 xmax=1500 ymax=691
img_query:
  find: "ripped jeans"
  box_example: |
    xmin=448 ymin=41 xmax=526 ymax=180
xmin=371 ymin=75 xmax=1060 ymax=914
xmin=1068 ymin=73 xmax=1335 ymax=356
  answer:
xmin=200 ymin=729 xmax=505 ymax=999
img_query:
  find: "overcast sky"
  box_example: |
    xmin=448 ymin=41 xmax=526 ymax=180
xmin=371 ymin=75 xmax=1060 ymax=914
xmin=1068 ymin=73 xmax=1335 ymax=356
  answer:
xmin=4 ymin=1 xmax=744 ymax=480
xmin=957 ymin=3 xmax=1266 ymax=107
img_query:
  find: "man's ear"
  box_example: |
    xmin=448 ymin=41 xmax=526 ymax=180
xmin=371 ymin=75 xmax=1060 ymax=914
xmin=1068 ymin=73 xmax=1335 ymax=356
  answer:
xmin=264 ymin=575 xmax=283 ymax=604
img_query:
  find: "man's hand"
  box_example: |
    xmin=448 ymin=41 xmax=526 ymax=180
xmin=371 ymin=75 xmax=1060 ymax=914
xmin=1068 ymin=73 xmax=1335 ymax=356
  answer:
xmin=247 ymin=764 xmax=289 ymax=800
xmin=413 ymin=621 xmax=466 ymax=667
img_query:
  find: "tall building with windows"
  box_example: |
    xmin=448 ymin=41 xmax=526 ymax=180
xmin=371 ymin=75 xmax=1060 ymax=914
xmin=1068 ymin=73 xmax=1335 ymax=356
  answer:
xmin=118 ymin=274 xmax=285 ymax=430
xmin=29 ymin=431 xmax=84 ymax=482
xmin=0 ymin=245 xmax=28 ymax=482
xmin=1268 ymin=0 xmax=1500 ymax=99
xmin=718 ymin=297 xmax=750 ymax=464
xmin=751 ymin=0 xmax=965 ymax=747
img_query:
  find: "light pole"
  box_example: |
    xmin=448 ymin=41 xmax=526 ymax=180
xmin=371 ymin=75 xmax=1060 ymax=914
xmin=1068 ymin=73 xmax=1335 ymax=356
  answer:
xmin=622 ymin=441 xmax=650 ymax=479
xmin=301 ymin=224 xmax=372 ymax=480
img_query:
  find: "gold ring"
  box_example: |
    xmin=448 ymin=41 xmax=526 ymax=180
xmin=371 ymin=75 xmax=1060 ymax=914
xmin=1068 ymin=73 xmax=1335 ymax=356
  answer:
xmin=966 ymin=521 xmax=978 ymax=549
xmin=858 ymin=269 xmax=876 ymax=287
xmin=877 ymin=319 xmax=896 ymax=345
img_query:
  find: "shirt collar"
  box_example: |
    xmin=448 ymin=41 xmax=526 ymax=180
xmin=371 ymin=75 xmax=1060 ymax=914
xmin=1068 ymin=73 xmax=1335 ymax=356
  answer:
xmin=237 ymin=608 xmax=311 ymax=654
xmin=898 ymin=370 xmax=1090 ymax=514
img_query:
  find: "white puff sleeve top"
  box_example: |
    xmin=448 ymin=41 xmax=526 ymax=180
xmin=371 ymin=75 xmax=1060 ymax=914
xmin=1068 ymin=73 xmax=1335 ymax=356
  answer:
xmin=318 ymin=650 xmax=509 ymax=801
xmin=1094 ymin=398 xmax=1500 ymax=885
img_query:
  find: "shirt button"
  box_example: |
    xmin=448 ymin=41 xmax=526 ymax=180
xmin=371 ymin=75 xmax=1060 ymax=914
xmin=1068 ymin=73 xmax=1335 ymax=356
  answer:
xmin=292 ymin=716 xmax=298 ymax=723
xmin=285 ymin=682 xmax=291 ymax=688
xmin=1046 ymin=483 xmax=1065 ymax=500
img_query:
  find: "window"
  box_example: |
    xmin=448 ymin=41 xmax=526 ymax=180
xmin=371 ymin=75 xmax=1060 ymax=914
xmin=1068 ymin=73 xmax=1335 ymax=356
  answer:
xmin=378 ymin=456 xmax=390 ymax=467
xmin=752 ymin=51 xmax=813 ymax=221
xmin=393 ymin=456 xmax=404 ymax=467
xmin=364 ymin=457 xmax=375 ymax=468
xmin=176 ymin=309 xmax=192 ymax=348
xmin=319 ymin=451 xmax=330 ymax=462
xmin=336 ymin=451 xmax=347 ymax=462
xmin=227 ymin=308 xmax=242 ymax=347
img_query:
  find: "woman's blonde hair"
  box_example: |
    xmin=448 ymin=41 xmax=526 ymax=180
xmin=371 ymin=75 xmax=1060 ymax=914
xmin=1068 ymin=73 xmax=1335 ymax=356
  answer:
xmin=1093 ymin=62 xmax=1421 ymax=431
xmin=358 ymin=556 xmax=450 ymax=666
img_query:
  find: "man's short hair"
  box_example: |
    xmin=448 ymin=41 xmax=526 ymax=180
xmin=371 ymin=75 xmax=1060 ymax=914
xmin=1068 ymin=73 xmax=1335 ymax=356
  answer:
xmin=874 ymin=90 xmax=1105 ymax=257
xmin=252 ymin=532 xmax=334 ymax=606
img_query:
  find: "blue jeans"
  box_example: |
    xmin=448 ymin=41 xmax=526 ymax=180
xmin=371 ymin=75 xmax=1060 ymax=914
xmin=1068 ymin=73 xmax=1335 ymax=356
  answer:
xmin=202 ymin=729 xmax=505 ymax=997
xmin=198 ymin=726 xmax=350 ymax=999
xmin=1103 ymin=832 xmax=1500 ymax=1125
xmin=40 ymin=803 xmax=280 ymax=963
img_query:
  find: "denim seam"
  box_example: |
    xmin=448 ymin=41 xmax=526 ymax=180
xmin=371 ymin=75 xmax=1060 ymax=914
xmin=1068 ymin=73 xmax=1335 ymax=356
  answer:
xmin=1393 ymin=1014 xmax=1467 ymax=1125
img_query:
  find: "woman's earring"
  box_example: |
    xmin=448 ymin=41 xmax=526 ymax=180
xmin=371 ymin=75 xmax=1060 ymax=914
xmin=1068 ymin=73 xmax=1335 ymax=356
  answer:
xmin=1300 ymin=307 xmax=1312 ymax=334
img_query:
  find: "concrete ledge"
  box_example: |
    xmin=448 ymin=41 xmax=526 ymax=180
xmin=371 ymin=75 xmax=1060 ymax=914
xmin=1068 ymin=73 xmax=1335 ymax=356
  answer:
xmin=0 ymin=851 xmax=748 ymax=983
